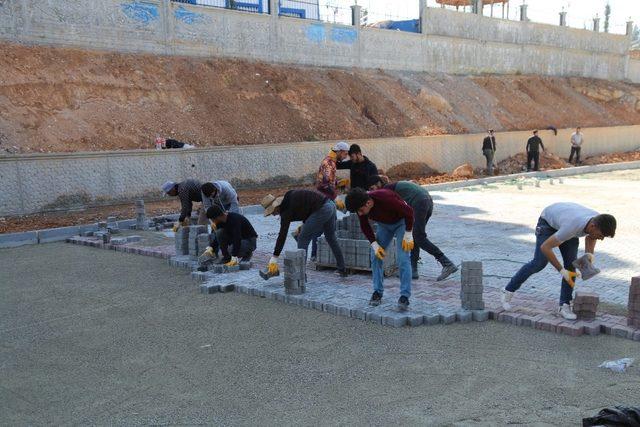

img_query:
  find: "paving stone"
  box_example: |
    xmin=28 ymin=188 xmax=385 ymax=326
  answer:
xmin=583 ymin=323 xmax=601 ymax=336
xmin=366 ymin=311 xmax=383 ymax=325
xmin=239 ymin=261 xmax=252 ymax=270
xmin=406 ymin=314 xmax=424 ymax=327
xmin=633 ymin=330 xmax=640 ymax=342
xmin=200 ymin=283 xmax=220 ymax=294
xmin=441 ymin=312 xmax=456 ymax=324
xmin=219 ymin=284 xmax=235 ymax=293
xmin=472 ymin=310 xmax=489 ymax=322
xmin=336 ymin=306 xmax=351 ymax=317
xmin=423 ymin=313 xmax=441 ymax=325
xmin=382 ymin=314 xmax=407 ymax=328
xmin=558 ymin=322 xmax=584 ymax=337
xmin=611 ymin=325 xmax=635 ymax=339
xmin=456 ymin=310 xmax=472 ymax=323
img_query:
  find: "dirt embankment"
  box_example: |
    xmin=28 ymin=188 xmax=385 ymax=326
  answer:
xmin=1 ymin=42 xmax=640 ymax=154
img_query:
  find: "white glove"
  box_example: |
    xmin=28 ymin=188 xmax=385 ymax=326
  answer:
xmin=560 ymin=268 xmax=580 ymax=288
xmin=402 ymin=230 xmax=414 ymax=252
xmin=371 ymin=242 xmax=386 ymax=260
xmin=268 ymin=256 xmax=279 ymax=274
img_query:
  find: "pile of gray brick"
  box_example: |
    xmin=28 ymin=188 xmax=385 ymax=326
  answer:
xmin=283 ymin=249 xmax=306 ymax=294
xmin=187 ymin=225 xmax=208 ymax=259
xmin=174 ymin=227 xmax=190 ymax=256
xmin=573 ymin=292 xmax=599 ymax=321
xmin=135 ymin=200 xmax=147 ymax=230
xmin=317 ymin=213 xmax=396 ymax=274
xmin=106 ymin=216 xmax=120 ymax=234
xmin=460 ymin=261 xmax=484 ymax=310
xmin=628 ymin=276 xmax=640 ymax=329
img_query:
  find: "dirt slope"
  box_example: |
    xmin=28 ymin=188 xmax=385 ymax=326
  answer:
xmin=1 ymin=42 xmax=640 ymax=153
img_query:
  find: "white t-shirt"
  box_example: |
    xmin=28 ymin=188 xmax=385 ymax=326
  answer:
xmin=571 ymin=132 xmax=583 ymax=147
xmin=540 ymin=202 xmax=598 ymax=243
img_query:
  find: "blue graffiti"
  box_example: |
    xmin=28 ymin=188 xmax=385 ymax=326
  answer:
xmin=331 ymin=27 xmax=357 ymax=44
xmin=174 ymin=6 xmax=206 ymax=25
xmin=121 ymin=1 xmax=159 ymax=25
xmin=306 ymin=23 xmax=325 ymax=43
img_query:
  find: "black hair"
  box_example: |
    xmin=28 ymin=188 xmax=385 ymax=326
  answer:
xmin=206 ymin=205 xmax=225 ymax=220
xmin=345 ymin=188 xmax=370 ymax=213
xmin=592 ymin=214 xmax=616 ymax=238
xmin=367 ymin=175 xmax=383 ymax=189
xmin=348 ymin=144 xmax=362 ymax=155
xmin=201 ymin=183 xmax=217 ymax=197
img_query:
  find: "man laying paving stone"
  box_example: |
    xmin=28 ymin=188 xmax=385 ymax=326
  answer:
xmin=368 ymin=176 xmax=458 ymax=281
xmin=260 ymin=190 xmax=347 ymax=279
xmin=501 ymin=202 xmax=616 ymax=320
xmin=336 ymin=144 xmax=378 ymax=191
xmin=345 ymin=188 xmax=414 ymax=311
xmin=203 ymin=205 xmax=257 ymax=267
xmin=162 ymin=179 xmax=207 ymax=230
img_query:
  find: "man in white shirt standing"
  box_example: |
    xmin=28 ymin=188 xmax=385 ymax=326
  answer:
xmin=569 ymin=127 xmax=583 ymax=165
xmin=500 ymin=202 xmax=616 ymax=320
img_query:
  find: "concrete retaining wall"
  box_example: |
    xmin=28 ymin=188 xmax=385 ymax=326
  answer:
xmin=0 ymin=0 xmax=630 ymax=80
xmin=1 ymin=125 xmax=639 ymax=216
xmin=628 ymin=59 xmax=640 ymax=84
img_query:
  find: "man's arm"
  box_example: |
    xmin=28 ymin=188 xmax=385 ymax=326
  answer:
xmin=273 ymin=214 xmax=291 ymax=257
xmin=336 ymin=160 xmax=352 ymax=170
xmin=366 ymin=160 xmax=378 ymax=177
xmin=526 ymin=139 xmax=530 ymax=152
xmin=540 ymin=139 xmax=545 ymax=151
xmin=179 ymin=195 xmax=192 ymax=223
xmin=229 ymin=219 xmax=242 ymax=257
xmin=202 ymin=194 xmax=212 ymax=211
xmin=359 ymin=215 xmax=376 ymax=243
xmin=492 ymin=137 xmax=496 ymax=152
xmin=585 ymin=235 xmax=597 ymax=254
xmin=540 ymin=235 xmax=563 ymax=271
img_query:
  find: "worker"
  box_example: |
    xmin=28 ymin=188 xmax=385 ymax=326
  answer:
xmin=501 ymin=202 xmax=616 ymax=320
xmin=201 ymin=181 xmax=240 ymax=214
xmin=202 ymin=205 xmax=257 ymax=266
xmin=569 ymin=126 xmax=583 ymax=165
xmin=336 ymin=144 xmax=379 ymax=190
xmin=482 ymin=129 xmax=496 ymax=175
xmin=261 ymin=189 xmax=347 ymax=279
xmin=526 ymin=130 xmax=545 ymax=172
xmin=368 ymin=175 xmax=457 ymax=281
xmin=345 ymin=188 xmax=414 ymax=311
xmin=162 ymin=179 xmax=206 ymax=231
xmin=316 ymin=141 xmax=349 ymax=207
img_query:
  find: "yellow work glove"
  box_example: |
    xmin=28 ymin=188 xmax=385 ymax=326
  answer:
xmin=172 ymin=222 xmax=180 ymax=232
xmin=224 ymin=256 xmax=239 ymax=267
xmin=202 ymin=246 xmax=214 ymax=258
xmin=181 ymin=218 xmax=190 ymax=227
xmin=401 ymin=231 xmax=414 ymax=252
xmin=371 ymin=242 xmax=386 ymax=260
xmin=337 ymin=178 xmax=350 ymax=188
xmin=268 ymin=256 xmax=279 ymax=275
xmin=560 ymin=268 xmax=580 ymax=288
xmin=335 ymin=198 xmax=346 ymax=211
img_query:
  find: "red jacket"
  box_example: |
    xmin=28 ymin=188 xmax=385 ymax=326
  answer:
xmin=358 ymin=189 xmax=414 ymax=243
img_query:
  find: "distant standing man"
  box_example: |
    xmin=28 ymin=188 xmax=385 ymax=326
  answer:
xmin=162 ymin=179 xmax=206 ymax=230
xmin=526 ymin=130 xmax=545 ymax=172
xmin=569 ymin=127 xmax=583 ymax=165
xmin=501 ymin=202 xmax=616 ymax=320
xmin=482 ymin=130 xmax=497 ymax=175
xmin=336 ymin=144 xmax=379 ymax=190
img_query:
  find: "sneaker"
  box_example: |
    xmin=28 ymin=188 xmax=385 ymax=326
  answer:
xmin=436 ymin=264 xmax=458 ymax=281
xmin=369 ymin=291 xmax=382 ymax=306
xmin=397 ymin=295 xmax=410 ymax=311
xmin=501 ymin=290 xmax=514 ymax=311
xmin=559 ymin=303 xmax=577 ymax=320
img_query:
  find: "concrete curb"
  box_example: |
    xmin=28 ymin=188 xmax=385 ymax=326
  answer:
xmin=424 ymin=160 xmax=640 ymax=192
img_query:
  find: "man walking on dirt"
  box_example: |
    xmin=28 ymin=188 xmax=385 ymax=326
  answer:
xmin=526 ymin=130 xmax=545 ymax=172
xmin=482 ymin=129 xmax=496 ymax=175
xmin=569 ymin=127 xmax=583 ymax=165
xmin=336 ymin=144 xmax=379 ymax=190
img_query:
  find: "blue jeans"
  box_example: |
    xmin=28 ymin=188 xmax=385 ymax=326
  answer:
xmin=506 ymin=217 xmax=579 ymax=305
xmin=298 ymin=200 xmax=345 ymax=271
xmin=371 ymin=219 xmax=412 ymax=298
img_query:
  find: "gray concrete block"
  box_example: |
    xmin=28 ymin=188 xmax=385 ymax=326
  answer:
xmin=223 ymin=265 xmax=240 ymax=273
xmin=383 ymin=314 xmax=407 ymax=328
xmin=200 ymin=283 xmax=220 ymax=294
xmin=337 ymin=306 xmax=351 ymax=317
xmin=366 ymin=311 xmax=383 ymax=324
xmin=424 ymin=313 xmax=441 ymax=325
xmin=0 ymin=231 xmax=39 ymax=248
xmin=441 ymin=312 xmax=456 ymax=324
xmin=239 ymin=261 xmax=252 ymax=270
xmin=456 ymin=310 xmax=473 ymax=323
xmin=37 ymin=226 xmax=81 ymax=243
xmin=219 ymin=284 xmax=235 ymax=293
xmin=110 ymin=237 xmax=127 ymax=245
xmin=407 ymin=314 xmax=424 ymax=327
xmin=472 ymin=310 xmax=489 ymax=322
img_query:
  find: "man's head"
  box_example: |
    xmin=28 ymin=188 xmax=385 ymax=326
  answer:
xmin=367 ymin=175 xmax=384 ymax=190
xmin=206 ymin=206 xmax=227 ymax=225
xmin=576 ymin=126 xmax=582 ymax=132
xmin=201 ymin=182 xmax=218 ymax=198
xmin=488 ymin=129 xmax=494 ymax=135
xmin=345 ymin=188 xmax=374 ymax=216
xmin=348 ymin=144 xmax=365 ymax=163
xmin=533 ymin=130 xmax=538 ymax=136
xmin=586 ymin=214 xmax=616 ymax=240
xmin=333 ymin=141 xmax=349 ymax=161
xmin=162 ymin=181 xmax=178 ymax=197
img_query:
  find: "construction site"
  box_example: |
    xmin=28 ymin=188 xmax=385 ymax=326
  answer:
xmin=2 ymin=0 xmax=640 ymax=425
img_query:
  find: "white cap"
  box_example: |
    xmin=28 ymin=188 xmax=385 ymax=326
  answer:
xmin=333 ymin=141 xmax=349 ymax=152
xmin=161 ymin=181 xmax=176 ymax=193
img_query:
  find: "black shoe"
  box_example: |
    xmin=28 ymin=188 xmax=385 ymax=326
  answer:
xmin=398 ymin=295 xmax=410 ymax=311
xmin=336 ymin=269 xmax=348 ymax=278
xmin=369 ymin=291 xmax=382 ymax=306
xmin=240 ymin=254 xmax=253 ymax=262
xmin=197 ymin=266 xmax=208 ymax=272
xmin=436 ymin=263 xmax=458 ymax=281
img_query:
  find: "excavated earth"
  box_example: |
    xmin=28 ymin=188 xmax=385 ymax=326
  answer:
xmin=1 ymin=42 xmax=640 ymax=153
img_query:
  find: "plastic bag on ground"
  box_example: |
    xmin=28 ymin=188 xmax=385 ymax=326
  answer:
xmin=598 ymin=358 xmax=634 ymax=373
xmin=582 ymin=406 xmax=640 ymax=426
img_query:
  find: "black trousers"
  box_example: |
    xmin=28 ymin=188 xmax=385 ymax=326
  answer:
xmin=410 ymin=195 xmax=450 ymax=267
xmin=527 ymin=151 xmax=540 ymax=171
xmin=569 ymin=146 xmax=581 ymax=164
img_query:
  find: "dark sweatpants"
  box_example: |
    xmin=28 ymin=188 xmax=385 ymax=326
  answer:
xmin=527 ymin=151 xmax=540 ymax=171
xmin=410 ymin=195 xmax=451 ymax=267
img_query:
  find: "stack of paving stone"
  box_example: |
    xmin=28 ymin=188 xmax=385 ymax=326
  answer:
xmin=188 ymin=225 xmax=208 ymax=259
xmin=135 ymin=200 xmax=147 ymax=230
xmin=460 ymin=261 xmax=484 ymax=310
xmin=317 ymin=213 xmax=396 ymax=274
xmin=283 ymin=249 xmax=306 ymax=294
xmin=573 ymin=292 xmax=599 ymax=321
xmin=106 ymin=216 xmax=120 ymax=234
xmin=175 ymin=226 xmax=190 ymax=256
xmin=627 ymin=277 xmax=640 ymax=328
xmin=95 ymin=221 xmax=110 ymax=243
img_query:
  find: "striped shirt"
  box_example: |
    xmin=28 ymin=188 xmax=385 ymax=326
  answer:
xmin=177 ymin=179 xmax=202 ymax=222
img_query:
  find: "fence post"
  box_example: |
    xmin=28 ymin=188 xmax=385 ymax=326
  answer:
xmin=419 ymin=0 xmax=428 ymax=34
xmin=559 ymin=11 xmax=567 ymax=27
xmin=473 ymin=0 xmax=483 ymax=15
xmin=519 ymin=3 xmax=528 ymax=22
xmin=350 ymin=4 xmax=362 ymax=26
xmin=627 ymin=21 xmax=634 ymax=38
xmin=593 ymin=16 xmax=600 ymax=32
xmin=269 ymin=0 xmax=278 ymax=16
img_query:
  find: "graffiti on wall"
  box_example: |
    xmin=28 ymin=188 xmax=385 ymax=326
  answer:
xmin=306 ymin=22 xmax=357 ymax=44
xmin=174 ymin=6 xmax=208 ymax=25
xmin=120 ymin=1 xmax=159 ymax=25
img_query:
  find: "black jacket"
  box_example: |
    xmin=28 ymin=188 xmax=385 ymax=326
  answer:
xmin=274 ymin=190 xmax=328 ymax=256
xmin=337 ymin=156 xmax=378 ymax=190
xmin=482 ymin=136 xmax=496 ymax=151
xmin=526 ymin=136 xmax=545 ymax=152
xmin=217 ymin=212 xmax=258 ymax=257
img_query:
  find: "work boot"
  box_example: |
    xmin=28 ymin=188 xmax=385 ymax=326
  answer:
xmin=369 ymin=291 xmax=382 ymax=306
xmin=501 ymin=290 xmax=514 ymax=311
xmin=436 ymin=260 xmax=458 ymax=281
xmin=397 ymin=295 xmax=410 ymax=312
xmin=559 ymin=303 xmax=577 ymax=320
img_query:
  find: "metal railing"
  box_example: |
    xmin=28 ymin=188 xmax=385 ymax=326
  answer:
xmin=172 ymin=0 xmax=268 ymax=14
